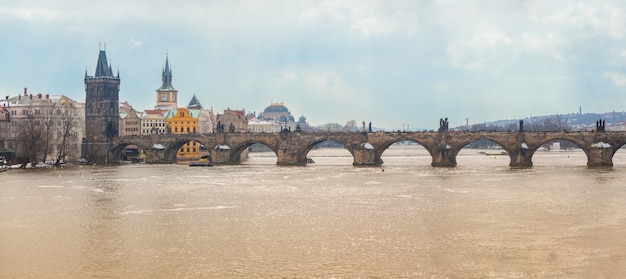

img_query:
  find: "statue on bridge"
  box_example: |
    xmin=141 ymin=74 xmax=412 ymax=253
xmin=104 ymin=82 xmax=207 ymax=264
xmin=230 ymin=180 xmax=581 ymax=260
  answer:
xmin=229 ymin=123 xmax=235 ymax=133
xmin=295 ymin=124 xmax=302 ymax=132
xmin=439 ymin=117 xmax=449 ymax=132
xmin=216 ymin=121 xmax=225 ymax=133
xmin=596 ymin=119 xmax=606 ymax=132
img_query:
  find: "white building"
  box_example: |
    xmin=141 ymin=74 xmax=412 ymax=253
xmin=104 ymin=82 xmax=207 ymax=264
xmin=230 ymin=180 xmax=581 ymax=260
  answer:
xmin=0 ymin=88 xmax=84 ymax=163
xmin=247 ymin=118 xmax=281 ymax=133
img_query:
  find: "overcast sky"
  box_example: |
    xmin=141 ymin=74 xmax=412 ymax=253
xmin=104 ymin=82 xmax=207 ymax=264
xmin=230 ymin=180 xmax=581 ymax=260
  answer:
xmin=1 ymin=0 xmax=625 ymax=129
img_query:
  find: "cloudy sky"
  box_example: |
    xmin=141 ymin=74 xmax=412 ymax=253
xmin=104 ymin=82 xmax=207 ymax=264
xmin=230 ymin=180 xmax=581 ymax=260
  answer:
xmin=1 ymin=0 xmax=625 ymax=129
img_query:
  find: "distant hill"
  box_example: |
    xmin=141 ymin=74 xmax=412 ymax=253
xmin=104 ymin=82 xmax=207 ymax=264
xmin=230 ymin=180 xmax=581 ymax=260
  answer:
xmin=454 ymin=111 xmax=626 ymax=132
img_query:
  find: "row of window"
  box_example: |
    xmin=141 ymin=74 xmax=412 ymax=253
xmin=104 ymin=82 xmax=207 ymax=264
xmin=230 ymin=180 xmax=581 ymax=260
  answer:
xmin=12 ymin=109 xmax=76 ymax=116
xmin=142 ymin=122 xmax=166 ymax=127
xmin=178 ymin=147 xmax=197 ymax=154
xmin=173 ymin=127 xmax=197 ymax=133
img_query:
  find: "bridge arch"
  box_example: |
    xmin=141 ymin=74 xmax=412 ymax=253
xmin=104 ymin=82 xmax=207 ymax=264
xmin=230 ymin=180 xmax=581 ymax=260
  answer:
xmin=525 ymin=137 xmax=591 ymax=167
xmin=229 ymin=140 xmax=278 ymax=164
xmin=612 ymin=143 xmax=626 ymax=166
xmin=375 ymin=137 xmax=435 ymax=166
xmin=304 ymin=139 xmax=356 ymax=165
xmin=299 ymin=136 xmax=358 ymax=165
xmin=163 ymin=138 xmax=212 ymax=163
xmin=110 ymin=140 xmax=152 ymax=163
xmin=378 ymin=139 xmax=432 ymax=166
xmin=451 ymin=136 xmax=514 ymax=166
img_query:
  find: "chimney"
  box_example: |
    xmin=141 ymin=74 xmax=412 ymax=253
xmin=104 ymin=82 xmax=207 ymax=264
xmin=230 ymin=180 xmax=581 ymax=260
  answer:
xmin=38 ymin=93 xmax=42 ymax=99
xmin=46 ymin=94 xmax=49 ymax=99
xmin=30 ymin=94 xmax=33 ymax=100
xmin=24 ymin=87 xmax=27 ymax=96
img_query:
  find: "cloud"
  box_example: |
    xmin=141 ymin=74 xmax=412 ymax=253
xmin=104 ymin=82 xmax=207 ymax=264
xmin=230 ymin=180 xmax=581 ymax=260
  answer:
xmin=130 ymin=38 xmax=147 ymax=47
xmin=299 ymin=0 xmax=420 ymax=37
xmin=604 ymin=72 xmax=626 ymax=86
xmin=529 ymin=1 xmax=626 ymax=38
xmin=447 ymin=33 xmax=514 ymax=69
xmin=522 ymin=33 xmax=568 ymax=61
xmin=2 ymin=0 xmax=626 ymax=129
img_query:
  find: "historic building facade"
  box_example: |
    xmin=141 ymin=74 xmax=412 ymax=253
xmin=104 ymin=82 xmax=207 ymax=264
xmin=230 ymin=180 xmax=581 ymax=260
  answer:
xmin=82 ymin=49 xmax=120 ymax=163
xmin=155 ymin=54 xmax=178 ymax=110
xmin=119 ymin=108 xmax=141 ymax=136
xmin=247 ymin=118 xmax=281 ymax=133
xmin=141 ymin=109 xmax=168 ymax=135
xmin=216 ymin=108 xmax=248 ymax=132
xmin=0 ymin=104 xmax=9 ymax=151
xmin=0 ymin=89 xmax=84 ymax=164
xmin=166 ymin=107 xmax=207 ymax=160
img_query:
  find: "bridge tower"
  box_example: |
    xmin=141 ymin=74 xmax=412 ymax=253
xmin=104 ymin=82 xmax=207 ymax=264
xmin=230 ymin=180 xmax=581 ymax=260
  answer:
xmin=82 ymin=46 xmax=120 ymax=163
xmin=155 ymin=53 xmax=178 ymax=110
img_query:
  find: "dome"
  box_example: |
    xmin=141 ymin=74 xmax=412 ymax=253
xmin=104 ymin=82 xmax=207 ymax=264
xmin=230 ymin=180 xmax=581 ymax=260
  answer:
xmin=263 ymin=102 xmax=289 ymax=113
xmin=299 ymin=115 xmax=306 ymax=122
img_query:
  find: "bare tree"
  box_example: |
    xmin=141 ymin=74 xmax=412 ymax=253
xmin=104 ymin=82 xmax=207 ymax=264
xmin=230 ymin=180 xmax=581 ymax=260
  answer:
xmin=15 ymin=114 xmax=46 ymax=168
xmin=40 ymin=114 xmax=54 ymax=164
xmin=342 ymin=120 xmax=357 ymax=132
xmin=52 ymin=114 xmax=77 ymax=166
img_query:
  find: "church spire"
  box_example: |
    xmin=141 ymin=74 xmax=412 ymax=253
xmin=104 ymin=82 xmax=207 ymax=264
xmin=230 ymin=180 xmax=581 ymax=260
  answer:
xmin=159 ymin=53 xmax=175 ymax=91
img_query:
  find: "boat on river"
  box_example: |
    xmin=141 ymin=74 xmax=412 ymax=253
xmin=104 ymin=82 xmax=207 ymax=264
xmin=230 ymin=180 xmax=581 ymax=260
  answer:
xmin=189 ymin=155 xmax=213 ymax=167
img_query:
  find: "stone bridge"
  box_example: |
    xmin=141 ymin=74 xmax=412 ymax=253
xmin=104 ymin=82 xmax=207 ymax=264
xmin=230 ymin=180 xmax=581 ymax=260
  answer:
xmin=108 ymin=130 xmax=626 ymax=168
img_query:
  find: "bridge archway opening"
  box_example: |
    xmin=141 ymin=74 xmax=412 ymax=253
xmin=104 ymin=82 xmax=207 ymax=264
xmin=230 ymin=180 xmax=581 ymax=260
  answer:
xmin=380 ymin=140 xmax=431 ymax=166
xmin=456 ymin=139 xmax=509 ymax=167
xmin=531 ymin=139 xmax=586 ymax=167
xmin=110 ymin=143 xmax=147 ymax=163
xmin=306 ymin=140 xmax=353 ymax=166
xmin=119 ymin=144 xmax=146 ymax=163
xmin=613 ymin=145 xmax=626 ymax=168
xmin=173 ymin=140 xmax=210 ymax=164
xmin=244 ymin=143 xmax=277 ymax=165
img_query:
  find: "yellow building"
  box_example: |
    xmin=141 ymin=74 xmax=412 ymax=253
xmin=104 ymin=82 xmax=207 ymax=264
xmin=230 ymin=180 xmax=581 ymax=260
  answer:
xmin=166 ymin=108 xmax=207 ymax=160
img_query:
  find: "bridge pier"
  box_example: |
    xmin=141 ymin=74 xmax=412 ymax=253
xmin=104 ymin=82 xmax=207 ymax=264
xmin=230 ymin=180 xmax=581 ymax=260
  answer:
xmin=587 ymin=147 xmax=614 ymax=167
xmin=431 ymin=148 xmax=456 ymax=167
xmin=352 ymin=147 xmax=382 ymax=166
xmin=144 ymin=149 xmax=171 ymax=164
xmin=276 ymin=148 xmax=307 ymax=166
xmin=211 ymin=148 xmax=235 ymax=164
xmin=508 ymin=148 xmax=533 ymax=168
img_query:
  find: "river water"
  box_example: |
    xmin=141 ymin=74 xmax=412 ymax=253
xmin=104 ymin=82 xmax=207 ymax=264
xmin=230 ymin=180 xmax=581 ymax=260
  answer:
xmin=2 ymin=146 xmax=626 ymax=278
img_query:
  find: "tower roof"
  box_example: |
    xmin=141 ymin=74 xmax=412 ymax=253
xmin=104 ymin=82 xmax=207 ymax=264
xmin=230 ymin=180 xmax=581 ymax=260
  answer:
xmin=158 ymin=54 xmax=176 ymax=91
xmin=94 ymin=50 xmax=115 ymax=77
xmin=187 ymin=94 xmax=202 ymax=109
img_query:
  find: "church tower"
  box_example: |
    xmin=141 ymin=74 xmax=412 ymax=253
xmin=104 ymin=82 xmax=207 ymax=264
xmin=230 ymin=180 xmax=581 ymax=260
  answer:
xmin=155 ymin=54 xmax=178 ymax=110
xmin=82 ymin=46 xmax=120 ymax=163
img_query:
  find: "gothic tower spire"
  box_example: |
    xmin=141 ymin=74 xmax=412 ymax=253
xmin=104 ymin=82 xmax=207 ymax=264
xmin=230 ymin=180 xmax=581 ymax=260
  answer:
xmin=155 ymin=53 xmax=178 ymax=110
xmin=160 ymin=53 xmax=175 ymax=90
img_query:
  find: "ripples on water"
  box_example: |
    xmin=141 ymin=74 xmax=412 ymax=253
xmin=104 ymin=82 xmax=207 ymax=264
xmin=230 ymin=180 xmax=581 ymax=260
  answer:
xmin=1 ymin=146 xmax=626 ymax=278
